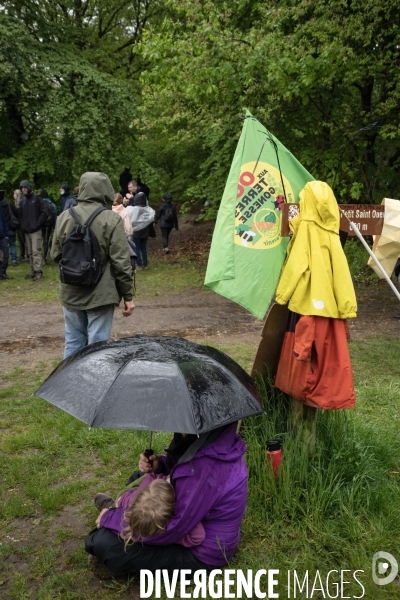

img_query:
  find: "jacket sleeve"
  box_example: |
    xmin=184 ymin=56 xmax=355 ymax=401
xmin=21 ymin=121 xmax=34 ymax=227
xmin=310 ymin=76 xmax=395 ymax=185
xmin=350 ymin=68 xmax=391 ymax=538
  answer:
xmin=275 ymin=223 xmax=309 ymax=306
xmin=37 ymin=197 xmax=48 ymax=229
xmin=292 ymin=316 xmax=315 ymax=361
xmin=109 ymin=219 xmax=133 ymax=301
xmin=155 ymin=205 xmax=163 ymax=223
xmin=0 ymin=210 xmax=6 ymax=238
xmin=177 ymin=522 xmax=206 ymax=547
xmin=50 ymin=213 xmax=64 ymax=263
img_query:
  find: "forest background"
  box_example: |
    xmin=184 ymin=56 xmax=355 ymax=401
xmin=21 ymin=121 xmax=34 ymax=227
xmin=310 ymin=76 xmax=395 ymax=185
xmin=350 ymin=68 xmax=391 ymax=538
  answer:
xmin=1 ymin=0 xmax=399 ymax=214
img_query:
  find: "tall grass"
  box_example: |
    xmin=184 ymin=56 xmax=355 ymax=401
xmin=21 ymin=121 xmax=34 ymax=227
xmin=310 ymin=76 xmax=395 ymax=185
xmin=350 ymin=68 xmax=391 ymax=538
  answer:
xmin=244 ymin=376 xmax=398 ymax=524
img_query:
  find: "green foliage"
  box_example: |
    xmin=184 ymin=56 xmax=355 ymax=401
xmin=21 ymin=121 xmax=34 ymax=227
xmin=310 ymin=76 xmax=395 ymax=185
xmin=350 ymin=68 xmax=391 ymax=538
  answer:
xmin=0 ymin=1 xmax=167 ymax=194
xmin=135 ymin=0 xmax=400 ymax=213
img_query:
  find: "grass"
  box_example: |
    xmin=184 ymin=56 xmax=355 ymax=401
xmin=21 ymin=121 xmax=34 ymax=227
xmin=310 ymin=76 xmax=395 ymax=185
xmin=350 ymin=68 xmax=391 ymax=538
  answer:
xmin=1 ymin=236 xmax=400 ymax=597
xmin=0 ymin=257 xmax=207 ymax=306
xmin=1 ymin=337 xmax=400 ymax=598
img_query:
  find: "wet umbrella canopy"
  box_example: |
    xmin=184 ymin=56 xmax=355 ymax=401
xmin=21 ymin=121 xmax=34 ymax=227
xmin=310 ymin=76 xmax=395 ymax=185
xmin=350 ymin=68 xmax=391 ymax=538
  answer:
xmin=34 ymin=336 xmax=263 ymax=434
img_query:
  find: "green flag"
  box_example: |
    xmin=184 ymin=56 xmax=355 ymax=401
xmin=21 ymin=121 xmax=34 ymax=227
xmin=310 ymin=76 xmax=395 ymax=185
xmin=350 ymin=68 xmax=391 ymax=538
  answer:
xmin=204 ymin=110 xmax=314 ymax=319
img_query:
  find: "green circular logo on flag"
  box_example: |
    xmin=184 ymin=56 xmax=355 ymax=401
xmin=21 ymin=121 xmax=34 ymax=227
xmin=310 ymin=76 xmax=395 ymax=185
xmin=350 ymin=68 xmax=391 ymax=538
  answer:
xmin=234 ymin=161 xmax=294 ymax=250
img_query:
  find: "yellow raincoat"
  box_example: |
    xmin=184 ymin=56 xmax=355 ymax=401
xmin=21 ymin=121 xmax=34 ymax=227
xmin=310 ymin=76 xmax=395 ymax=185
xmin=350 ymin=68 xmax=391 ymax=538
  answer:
xmin=275 ymin=181 xmax=357 ymax=319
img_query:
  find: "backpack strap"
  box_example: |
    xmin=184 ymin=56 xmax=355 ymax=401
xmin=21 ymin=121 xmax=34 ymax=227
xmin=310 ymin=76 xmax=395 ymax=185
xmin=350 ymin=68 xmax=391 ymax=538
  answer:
xmin=85 ymin=206 xmax=106 ymax=227
xmin=68 ymin=207 xmax=81 ymax=225
xmin=68 ymin=206 xmax=106 ymax=227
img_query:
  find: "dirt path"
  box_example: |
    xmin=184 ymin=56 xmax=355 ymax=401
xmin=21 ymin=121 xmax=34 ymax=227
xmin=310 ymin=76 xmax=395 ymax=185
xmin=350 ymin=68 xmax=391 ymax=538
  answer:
xmin=1 ymin=215 xmax=400 ymax=372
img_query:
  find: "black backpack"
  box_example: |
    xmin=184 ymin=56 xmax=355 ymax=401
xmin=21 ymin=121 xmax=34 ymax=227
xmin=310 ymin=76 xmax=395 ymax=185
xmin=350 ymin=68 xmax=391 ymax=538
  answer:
xmin=163 ymin=204 xmax=174 ymax=223
xmin=44 ymin=200 xmax=57 ymax=227
xmin=59 ymin=207 xmax=107 ymax=286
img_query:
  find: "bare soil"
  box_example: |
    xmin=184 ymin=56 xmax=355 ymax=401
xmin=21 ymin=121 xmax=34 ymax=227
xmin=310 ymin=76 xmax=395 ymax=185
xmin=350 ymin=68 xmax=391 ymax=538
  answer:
xmin=1 ymin=217 xmax=400 ymax=372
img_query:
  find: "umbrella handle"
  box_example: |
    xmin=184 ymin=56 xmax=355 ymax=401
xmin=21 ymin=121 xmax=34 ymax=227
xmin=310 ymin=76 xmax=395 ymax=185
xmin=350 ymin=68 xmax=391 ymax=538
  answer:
xmin=144 ymin=448 xmax=155 ymax=466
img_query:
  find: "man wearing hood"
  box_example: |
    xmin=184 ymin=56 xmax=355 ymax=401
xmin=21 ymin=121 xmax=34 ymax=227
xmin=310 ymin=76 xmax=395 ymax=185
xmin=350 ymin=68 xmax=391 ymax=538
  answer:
xmin=60 ymin=183 xmax=75 ymax=212
xmin=19 ymin=180 xmax=48 ymax=280
xmin=51 ymin=172 xmax=135 ymax=358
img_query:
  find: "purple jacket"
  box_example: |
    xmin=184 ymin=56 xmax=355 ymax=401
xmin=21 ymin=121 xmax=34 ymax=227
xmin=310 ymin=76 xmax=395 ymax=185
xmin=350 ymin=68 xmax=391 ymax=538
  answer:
xmin=100 ymin=424 xmax=248 ymax=566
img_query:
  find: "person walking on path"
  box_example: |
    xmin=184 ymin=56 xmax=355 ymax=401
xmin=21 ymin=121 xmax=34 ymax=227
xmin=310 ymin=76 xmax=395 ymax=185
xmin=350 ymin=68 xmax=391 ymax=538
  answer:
xmin=40 ymin=189 xmax=57 ymax=265
xmin=155 ymin=194 xmax=178 ymax=254
xmin=0 ymin=192 xmax=19 ymax=266
xmin=131 ymin=191 xmax=151 ymax=270
xmin=19 ymin=180 xmax=47 ymax=281
xmin=13 ymin=189 xmax=28 ymax=261
xmin=112 ymin=193 xmax=133 ymax=237
xmin=0 ymin=206 xmax=12 ymax=280
xmin=119 ymin=168 xmax=132 ymax=197
xmin=51 ymin=172 xmax=135 ymax=359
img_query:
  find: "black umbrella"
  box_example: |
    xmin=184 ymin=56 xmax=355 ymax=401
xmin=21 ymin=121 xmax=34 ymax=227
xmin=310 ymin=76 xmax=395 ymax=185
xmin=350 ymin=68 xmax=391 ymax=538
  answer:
xmin=34 ymin=336 xmax=263 ymax=435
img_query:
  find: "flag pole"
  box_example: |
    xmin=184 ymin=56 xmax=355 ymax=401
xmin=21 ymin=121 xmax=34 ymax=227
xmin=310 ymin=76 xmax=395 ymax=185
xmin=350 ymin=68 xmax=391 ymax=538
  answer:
xmin=339 ymin=208 xmax=400 ymax=303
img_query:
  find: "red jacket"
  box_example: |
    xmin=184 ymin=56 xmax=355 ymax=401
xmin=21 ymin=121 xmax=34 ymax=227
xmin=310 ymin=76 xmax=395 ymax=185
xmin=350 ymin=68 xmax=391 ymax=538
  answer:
xmin=275 ymin=313 xmax=356 ymax=410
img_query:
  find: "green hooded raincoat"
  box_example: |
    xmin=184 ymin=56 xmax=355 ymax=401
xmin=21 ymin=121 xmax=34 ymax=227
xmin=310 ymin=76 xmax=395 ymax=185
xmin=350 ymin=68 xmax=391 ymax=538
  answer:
xmin=51 ymin=172 xmax=133 ymax=311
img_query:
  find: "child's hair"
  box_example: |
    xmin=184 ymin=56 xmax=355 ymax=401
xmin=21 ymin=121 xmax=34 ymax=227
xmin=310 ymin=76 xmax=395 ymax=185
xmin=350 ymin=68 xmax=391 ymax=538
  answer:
xmin=121 ymin=480 xmax=175 ymax=548
xmin=114 ymin=192 xmax=123 ymax=205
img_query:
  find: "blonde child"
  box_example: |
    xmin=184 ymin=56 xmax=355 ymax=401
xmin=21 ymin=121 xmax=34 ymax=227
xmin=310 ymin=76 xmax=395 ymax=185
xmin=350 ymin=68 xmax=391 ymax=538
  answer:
xmin=96 ymin=476 xmax=205 ymax=548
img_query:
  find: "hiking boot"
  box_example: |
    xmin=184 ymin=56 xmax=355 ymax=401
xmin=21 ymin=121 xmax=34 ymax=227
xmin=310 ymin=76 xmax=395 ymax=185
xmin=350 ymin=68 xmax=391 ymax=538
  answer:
xmin=19 ymin=257 xmax=29 ymax=262
xmin=33 ymin=271 xmax=43 ymax=281
xmin=164 ymin=247 xmax=170 ymax=254
xmin=87 ymin=555 xmax=114 ymax=580
xmin=136 ymin=266 xmax=143 ymax=271
xmin=25 ymin=272 xmax=35 ymax=279
xmin=12 ymin=261 xmax=19 ymax=266
xmin=143 ymin=265 xmax=148 ymax=270
xmin=0 ymin=274 xmax=13 ymax=280
xmin=94 ymin=493 xmax=115 ymax=511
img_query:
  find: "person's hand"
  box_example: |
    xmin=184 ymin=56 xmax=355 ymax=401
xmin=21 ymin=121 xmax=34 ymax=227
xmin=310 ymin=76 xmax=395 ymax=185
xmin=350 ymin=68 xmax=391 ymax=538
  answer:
xmin=122 ymin=300 xmax=135 ymax=317
xmin=139 ymin=452 xmax=159 ymax=473
xmin=123 ymin=198 xmax=129 ymax=206
xmin=96 ymin=508 xmax=109 ymax=528
xmin=126 ymin=193 xmax=133 ymax=199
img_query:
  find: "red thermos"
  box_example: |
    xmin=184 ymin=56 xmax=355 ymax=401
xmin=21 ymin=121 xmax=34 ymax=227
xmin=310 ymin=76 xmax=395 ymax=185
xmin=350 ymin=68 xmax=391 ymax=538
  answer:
xmin=266 ymin=440 xmax=282 ymax=477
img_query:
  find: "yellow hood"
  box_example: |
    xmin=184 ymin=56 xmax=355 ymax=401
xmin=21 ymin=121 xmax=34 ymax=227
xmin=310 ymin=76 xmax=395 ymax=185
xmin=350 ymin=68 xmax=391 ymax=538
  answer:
xmin=299 ymin=181 xmax=340 ymax=233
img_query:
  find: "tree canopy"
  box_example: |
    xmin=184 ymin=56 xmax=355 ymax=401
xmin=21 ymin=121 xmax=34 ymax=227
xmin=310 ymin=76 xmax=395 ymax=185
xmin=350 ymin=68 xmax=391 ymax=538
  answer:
xmin=1 ymin=0 xmax=399 ymax=209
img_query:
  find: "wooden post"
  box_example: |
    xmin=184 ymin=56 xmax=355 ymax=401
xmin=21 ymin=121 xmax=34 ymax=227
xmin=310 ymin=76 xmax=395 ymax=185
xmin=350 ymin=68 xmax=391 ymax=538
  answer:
xmin=291 ymin=398 xmax=317 ymax=453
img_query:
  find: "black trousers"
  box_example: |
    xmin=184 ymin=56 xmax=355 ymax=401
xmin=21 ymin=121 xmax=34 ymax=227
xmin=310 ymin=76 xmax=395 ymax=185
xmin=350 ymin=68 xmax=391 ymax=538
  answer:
xmin=160 ymin=226 xmax=173 ymax=249
xmin=85 ymin=527 xmax=212 ymax=575
xmin=42 ymin=225 xmax=53 ymax=260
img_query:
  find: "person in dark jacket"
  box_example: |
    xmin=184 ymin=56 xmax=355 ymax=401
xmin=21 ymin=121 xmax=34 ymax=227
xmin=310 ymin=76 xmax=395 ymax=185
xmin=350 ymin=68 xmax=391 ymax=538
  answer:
xmin=119 ymin=168 xmax=132 ymax=197
xmin=63 ymin=186 xmax=78 ymax=212
xmin=40 ymin=189 xmax=57 ymax=264
xmin=60 ymin=183 xmax=75 ymax=212
xmin=155 ymin=194 xmax=179 ymax=254
xmin=13 ymin=189 xmax=27 ymax=261
xmin=131 ymin=191 xmax=151 ymax=270
xmin=0 ymin=192 xmax=19 ymax=266
xmin=125 ymin=180 xmax=148 ymax=208
xmin=19 ymin=180 xmax=48 ymax=280
xmin=0 ymin=207 xmax=12 ymax=280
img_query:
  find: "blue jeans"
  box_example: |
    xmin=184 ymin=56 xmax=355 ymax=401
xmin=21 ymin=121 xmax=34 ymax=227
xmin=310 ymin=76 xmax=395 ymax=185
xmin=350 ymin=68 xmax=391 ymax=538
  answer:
xmin=8 ymin=232 xmax=17 ymax=263
xmin=132 ymin=237 xmax=148 ymax=267
xmin=63 ymin=305 xmax=115 ymax=359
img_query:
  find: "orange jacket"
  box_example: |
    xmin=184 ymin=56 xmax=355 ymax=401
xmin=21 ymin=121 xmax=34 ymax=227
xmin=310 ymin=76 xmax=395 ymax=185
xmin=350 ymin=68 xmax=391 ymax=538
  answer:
xmin=275 ymin=313 xmax=356 ymax=409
